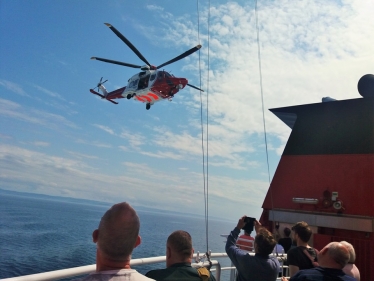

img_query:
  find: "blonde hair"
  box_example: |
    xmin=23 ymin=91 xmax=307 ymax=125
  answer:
xmin=340 ymin=241 xmax=356 ymax=263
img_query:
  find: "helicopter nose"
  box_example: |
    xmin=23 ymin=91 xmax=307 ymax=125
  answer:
xmin=179 ymin=78 xmax=188 ymax=87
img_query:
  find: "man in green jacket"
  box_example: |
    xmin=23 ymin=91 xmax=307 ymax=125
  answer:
xmin=146 ymin=230 xmax=216 ymax=281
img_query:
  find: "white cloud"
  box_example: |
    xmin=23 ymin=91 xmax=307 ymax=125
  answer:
xmin=0 ymin=133 xmax=13 ymax=140
xmin=75 ymin=139 xmax=112 ymax=148
xmin=146 ymin=4 xmax=164 ymax=11
xmin=119 ymin=130 xmax=146 ymax=149
xmin=34 ymin=85 xmax=65 ymax=101
xmin=0 ymin=143 xmax=271 ymax=219
xmin=140 ymin=150 xmax=183 ymax=160
xmin=32 ymin=141 xmax=50 ymax=147
xmin=139 ymin=0 xmax=374 ymax=163
xmin=93 ymin=124 xmax=116 ymax=135
xmin=0 ymin=79 xmax=28 ymax=96
xmin=66 ymin=151 xmax=98 ymax=160
xmin=0 ymin=98 xmax=78 ymax=130
xmin=1 ymin=0 xmax=373 ymax=221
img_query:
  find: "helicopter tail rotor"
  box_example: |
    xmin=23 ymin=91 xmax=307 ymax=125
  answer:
xmin=93 ymin=77 xmax=108 ymax=93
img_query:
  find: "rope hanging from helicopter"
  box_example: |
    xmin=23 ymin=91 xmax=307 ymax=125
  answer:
xmin=254 ymin=0 xmax=276 ymax=232
xmin=196 ymin=0 xmax=212 ymax=267
xmin=196 ymin=0 xmax=274 ymax=266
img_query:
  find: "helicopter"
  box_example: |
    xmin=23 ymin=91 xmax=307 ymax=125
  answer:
xmin=90 ymin=23 xmax=203 ymax=110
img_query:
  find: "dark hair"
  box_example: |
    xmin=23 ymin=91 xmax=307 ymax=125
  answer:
xmin=283 ymin=227 xmax=291 ymax=237
xmin=292 ymin=221 xmax=312 ymax=242
xmin=167 ymin=230 xmax=193 ymax=259
xmin=254 ymin=228 xmax=277 ymax=255
xmin=98 ymin=202 xmax=140 ymax=261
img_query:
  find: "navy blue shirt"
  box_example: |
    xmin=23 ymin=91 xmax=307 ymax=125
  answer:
xmin=225 ymin=227 xmax=280 ymax=281
xmin=290 ymin=267 xmax=357 ymax=281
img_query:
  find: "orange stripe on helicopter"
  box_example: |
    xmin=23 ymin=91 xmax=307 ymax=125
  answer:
xmin=147 ymin=93 xmax=159 ymax=100
xmin=142 ymin=95 xmax=152 ymax=102
xmin=135 ymin=96 xmax=147 ymax=102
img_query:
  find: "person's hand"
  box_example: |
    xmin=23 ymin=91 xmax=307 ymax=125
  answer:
xmin=236 ymin=215 xmax=247 ymax=230
xmin=254 ymin=219 xmax=262 ymax=233
xmin=281 ymin=277 xmax=288 ymax=281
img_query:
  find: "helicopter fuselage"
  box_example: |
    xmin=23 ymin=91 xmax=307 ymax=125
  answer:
xmin=90 ymin=23 xmax=201 ymax=110
xmin=123 ymin=70 xmax=188 ymax=105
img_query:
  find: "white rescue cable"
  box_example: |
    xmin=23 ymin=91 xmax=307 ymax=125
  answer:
xmin=197 ymin=0 xmax=274 ymax=262
xmin=254 ymin=0 xmax=276 ymax=233
xmin=197 ymin=0 xmax=211 ymax=258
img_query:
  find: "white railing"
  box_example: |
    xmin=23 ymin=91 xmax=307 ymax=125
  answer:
xmin=1 ymin=252 xmax=288 ymax=281
xmin=0 ymin=253 xmax=226 ymax=281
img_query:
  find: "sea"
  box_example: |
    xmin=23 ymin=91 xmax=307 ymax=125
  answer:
xmin=0 ymin=189 xmax=235 ymax=280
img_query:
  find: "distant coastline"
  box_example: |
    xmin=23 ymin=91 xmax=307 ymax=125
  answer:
xmin=0 ymin=188 xmax=231 ymax=222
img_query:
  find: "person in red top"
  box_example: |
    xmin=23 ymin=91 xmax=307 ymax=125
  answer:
xmin=236 ymin=229 xmax=255 ymax=251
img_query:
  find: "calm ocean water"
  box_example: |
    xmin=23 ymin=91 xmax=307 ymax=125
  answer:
xmin=0 ymin=190 xmax=234 ymax=280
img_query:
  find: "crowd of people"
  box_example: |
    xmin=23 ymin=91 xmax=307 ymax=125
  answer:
xmin=71 ymin=202 xmax=216 ymax=281
xmin=71 ymin=202 xmax=360 ymax=281
xmin=228 ymin=216 xmax=360 ymax=281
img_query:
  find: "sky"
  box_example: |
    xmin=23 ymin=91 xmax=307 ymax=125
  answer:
xmin=1 ymin=0 xmax=373 ymax=222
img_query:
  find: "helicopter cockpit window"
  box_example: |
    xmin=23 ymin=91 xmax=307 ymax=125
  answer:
xmin=150 ymin=73 xmax=156 ymax=81
xmin=138 ymin=74 xmax=150 ymax=90
xmin=128 ymin=79 xmax=139 ymax=89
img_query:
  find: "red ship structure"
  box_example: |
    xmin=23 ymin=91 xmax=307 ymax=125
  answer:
xmin=260 ymin=74 xmax=374 ymax=280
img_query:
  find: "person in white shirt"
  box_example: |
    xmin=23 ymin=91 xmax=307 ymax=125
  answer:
xmin=72 ymin=202 xmax=154 ymax=281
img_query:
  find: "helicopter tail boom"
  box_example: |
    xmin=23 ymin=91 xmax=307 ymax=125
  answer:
xmin=90 ymin=89 xmax=118 ymax=104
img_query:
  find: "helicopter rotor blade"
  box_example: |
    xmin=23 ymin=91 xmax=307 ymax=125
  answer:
xmin=94 ymin=77 xmax=103 ymax=91
xmin=157 ymin=45 xmax=202 ymax=69
xmin=104 ymin=23 xmax=151 ymax=67
xmin=91 ymin=57 xmax=141 ymax=69
xmin=94 ymin=77 xmax=108 ymax=92
xmin=187 ymin=83 xmax=204 ymax=92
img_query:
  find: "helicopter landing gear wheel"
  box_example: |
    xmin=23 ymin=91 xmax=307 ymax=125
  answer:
xmin=146 ymin=103 xmax=151 ymax=110
xmin=127 ymin=94 xmax=132 ymax=99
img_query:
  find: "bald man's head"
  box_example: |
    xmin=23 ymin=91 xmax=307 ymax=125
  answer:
xmin=97 ymin=202 xmax=140 ymax=262
xmin=320 ymin=242 xmax=350 ymax=269
xmin=340 ymin=241 xmax=356 ymax=263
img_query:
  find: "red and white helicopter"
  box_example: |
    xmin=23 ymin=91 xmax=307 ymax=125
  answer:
xmin=90 ymin=23 xmax=203 ymax=110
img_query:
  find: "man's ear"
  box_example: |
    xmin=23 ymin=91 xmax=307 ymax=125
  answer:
xmin=191 ymin=248 xmax=195 ymax=258
xmin=134 ymin=235 xmax=141 ymax=248
xmin=320 ymin=246 xmax=328 ymax=255
xmin=166 ymin=246 xmax=172 ymax=258
xmin=92 ymin=229 xmax=99 ymax=243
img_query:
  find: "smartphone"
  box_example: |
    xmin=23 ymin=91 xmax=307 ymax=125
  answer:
xmin=242 ymin=217 xmax=255 ymax=232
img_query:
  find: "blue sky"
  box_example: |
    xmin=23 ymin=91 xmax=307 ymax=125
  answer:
xmin=1 ymin=0 xmax=373 ymax=221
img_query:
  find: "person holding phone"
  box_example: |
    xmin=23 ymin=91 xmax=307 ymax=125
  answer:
xmin=225 ymin=216 xmax=280 ymax=281
xmin=236 ymin=217 xmax=255 ymax=251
